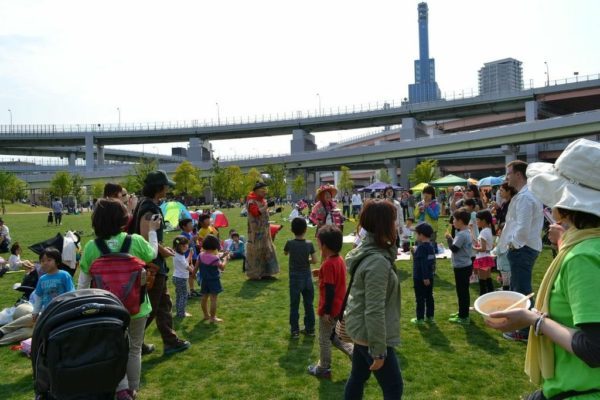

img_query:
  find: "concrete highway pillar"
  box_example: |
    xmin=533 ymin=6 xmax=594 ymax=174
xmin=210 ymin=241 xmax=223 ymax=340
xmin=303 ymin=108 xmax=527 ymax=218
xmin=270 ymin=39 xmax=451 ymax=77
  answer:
xmin=525 ymin=101 xmax=539 ymax=162
xmin=333 ymin=171 xmax=341 ymax=195
xmin=291 ymin=129 xmax=317 ymax=154
xmin=384 ymin=159 xmax=399 ymax=186
xmin=398 ymin=118 xmax=425 ymax=189
xmin=502 ymin=144 xmax=519 ymax=164
xmin=85 ymin=133 xmax=95 ymax=172
xmin=400 ymin=158 xmax=417 ymax=189
xmin=188 ymin=138 xmax=212 ymax=162
xmin=97 ymin=145 xmax=105 ymax=167
xmin=68 ymin=153 xmax=76 ymax=168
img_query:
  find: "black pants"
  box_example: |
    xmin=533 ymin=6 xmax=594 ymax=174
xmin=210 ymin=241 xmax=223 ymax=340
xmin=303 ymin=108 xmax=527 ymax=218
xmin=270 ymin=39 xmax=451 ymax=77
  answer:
xmin=453 ymin=266 xmax=472 ymax=318
xmin=413 ymin=278 xmax=434 ymax=320
xmin=145 ymin=274 xmax=180 ymax=347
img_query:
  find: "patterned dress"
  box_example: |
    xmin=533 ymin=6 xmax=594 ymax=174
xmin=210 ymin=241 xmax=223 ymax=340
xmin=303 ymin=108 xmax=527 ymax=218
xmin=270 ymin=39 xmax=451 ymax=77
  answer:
xmin=245 ymin=192 xmax=279 ymax=279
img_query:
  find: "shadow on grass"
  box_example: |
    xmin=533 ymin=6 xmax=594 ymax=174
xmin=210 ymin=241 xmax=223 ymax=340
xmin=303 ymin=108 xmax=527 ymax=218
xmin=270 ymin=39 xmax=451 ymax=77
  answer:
xmin=463 ymin=322 xmax=506 ymax=355
xmin=317 ymin=376 xmax=347 ymax=400
xmin=0 ymin=373 xmax=34 ymax=399
xmin=416 ymin=322 xmax=454 ymax=353
xmin=237 ymin=278 xmax=278 ymax=299
xmin=277 ymin=336 xmax=315 ymax=377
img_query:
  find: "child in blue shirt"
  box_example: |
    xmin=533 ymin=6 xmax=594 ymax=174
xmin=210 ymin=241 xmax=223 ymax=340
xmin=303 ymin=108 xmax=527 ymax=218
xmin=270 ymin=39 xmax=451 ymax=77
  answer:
xmin=411 ymin=223 xmax=436 ymax=324
xmin=32 ymin=247 xmax=75 ymax=321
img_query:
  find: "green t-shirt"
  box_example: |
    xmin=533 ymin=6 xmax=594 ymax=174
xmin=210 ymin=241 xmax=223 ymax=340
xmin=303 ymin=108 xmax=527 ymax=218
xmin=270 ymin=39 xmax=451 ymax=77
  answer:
xmin=80 ymin=232 xmax=156 ymax=319
xmin=543 ymin=237 xmax=600 ymax=399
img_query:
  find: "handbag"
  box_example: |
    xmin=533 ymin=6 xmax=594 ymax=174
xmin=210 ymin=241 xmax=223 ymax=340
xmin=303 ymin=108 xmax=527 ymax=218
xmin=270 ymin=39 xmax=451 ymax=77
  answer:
xmin=335 ymin=269 xmax=357 ymax=343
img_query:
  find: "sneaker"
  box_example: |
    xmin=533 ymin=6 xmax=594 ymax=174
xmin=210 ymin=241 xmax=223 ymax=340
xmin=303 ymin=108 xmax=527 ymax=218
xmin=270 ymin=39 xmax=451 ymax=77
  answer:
xmin=291 ymin=331 xmax=300 ymax=339
xmin=502 ymin=331 xmax=528 ymax=343
xmin=141 ymin=343 xmax=155 ymax=356
xmin=115 ymin=389 xmax=134 ymax=400
xmin=163 ymin=339 xmax=191 ymax=356
xmin=448 ymin=315 xmax=470 ymax=325
xmin=307 ymin=364 xmax=331 ymax=379
xmin=300 ymin=329 xmax=315 ymax=337
xmin=410 ymin=318 xmax=425 ymax=325
xmin=425 ymin=317 xmax=436 ymax=324
xmin=449 ymin=312 xmax=459 ymax=318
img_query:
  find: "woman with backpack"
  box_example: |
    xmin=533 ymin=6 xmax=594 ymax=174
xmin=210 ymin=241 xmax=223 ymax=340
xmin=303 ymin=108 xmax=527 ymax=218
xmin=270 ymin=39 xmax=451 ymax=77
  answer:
xmin=78 ymin=198 xmax=160 ymax=400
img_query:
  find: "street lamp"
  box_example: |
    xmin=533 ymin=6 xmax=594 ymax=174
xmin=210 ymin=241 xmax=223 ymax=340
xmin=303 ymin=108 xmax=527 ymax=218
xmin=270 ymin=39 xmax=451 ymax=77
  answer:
xmin=544 ymin=61 xmax=550 ymax=86
xmin=574 ymin=71 xmax=579 ymax=82
xmin=215 ymin=102 xmax=220 ymax=125
xmin=7 ymin=109 xmax=12 ymax=132
xmin=117 ymin=107 xmax=121 ymax=126
xmin=316 ymin=93 xmax=321 ymax=116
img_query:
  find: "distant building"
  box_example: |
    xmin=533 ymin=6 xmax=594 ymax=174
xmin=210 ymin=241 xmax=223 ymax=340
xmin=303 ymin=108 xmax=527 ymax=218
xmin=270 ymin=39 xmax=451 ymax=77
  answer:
xmin=478 ymin=58 xmax=524 ymax=95
xmin=408 ymin=2 xmax=442 ymax=104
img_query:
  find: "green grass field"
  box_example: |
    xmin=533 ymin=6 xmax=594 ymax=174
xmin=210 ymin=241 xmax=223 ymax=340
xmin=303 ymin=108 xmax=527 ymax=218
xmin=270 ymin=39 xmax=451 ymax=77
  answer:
xmin=0 ymin=206 xmax=547 ymax=399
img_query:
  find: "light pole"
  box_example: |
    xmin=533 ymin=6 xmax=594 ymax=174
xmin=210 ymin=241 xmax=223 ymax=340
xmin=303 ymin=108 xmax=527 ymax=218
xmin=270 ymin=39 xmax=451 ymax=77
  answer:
xmin=117 ymin=107 xmax=121 ymax=126
xmin=544 ymin=61 xmax=550 ymax=86
xmin=7 ymin=109 xmax=12 ymax=132
xmin=574 ymin=71 xmax=579 ymax=82
xmin=215 ymin=102 xmax=220 ymax=125
xmin=316 ymin=93 xmax=321 ymax=115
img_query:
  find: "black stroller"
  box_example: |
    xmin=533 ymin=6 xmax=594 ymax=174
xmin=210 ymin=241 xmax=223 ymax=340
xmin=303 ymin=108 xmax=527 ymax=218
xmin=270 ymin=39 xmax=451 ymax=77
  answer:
xmin=31 ymin=289 xmax=130 ymax=400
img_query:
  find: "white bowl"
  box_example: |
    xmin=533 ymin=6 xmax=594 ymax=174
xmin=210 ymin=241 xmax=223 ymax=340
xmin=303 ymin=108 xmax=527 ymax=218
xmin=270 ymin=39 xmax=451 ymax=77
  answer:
xmin=474 ymin=291 xmax=531 ymax=322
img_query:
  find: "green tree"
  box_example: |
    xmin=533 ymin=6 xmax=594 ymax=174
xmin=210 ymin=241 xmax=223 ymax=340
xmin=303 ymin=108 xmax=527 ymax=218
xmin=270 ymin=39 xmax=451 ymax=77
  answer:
xmin=71 ymin=173 xmax=85 ymax=204
xmin=50 ymin=171 xmax=73 ymax=199
xmin=244 ymin=168 xmax=263 ymax=197
xmin=378 ymin=168 xmax=391 ymax=184
xmin=0 ymin=171 xmax=17 ymax=210
xmin=173 ymin=160 xmax=204 ymax=197
xmin=224 ymin=166 xmax=246 ymax=202
xmin=10 ymin=178 xmax=28 ymax=202
xmin=265 ymin=164 xmax=286 ymax=199
xmin=124 ymin=157 xmax=159 ymax=194
xmin=210 ymin=159 xmax=228 ymax=202
xmin=91 ymin=181 xmax=105 ymax=199
xmin=338 ymin=166 xmax=354 ymax=193
xmin=291 ymin=174 xmax=306 ymax=198
xmin=408 ymin=159 xmax=440 ymax=185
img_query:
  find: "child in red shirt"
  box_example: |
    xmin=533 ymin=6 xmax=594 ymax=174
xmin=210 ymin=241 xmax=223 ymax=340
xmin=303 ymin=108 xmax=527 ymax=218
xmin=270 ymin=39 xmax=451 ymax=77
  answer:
xmin=308 ymin=225 xmax=354 ymax=379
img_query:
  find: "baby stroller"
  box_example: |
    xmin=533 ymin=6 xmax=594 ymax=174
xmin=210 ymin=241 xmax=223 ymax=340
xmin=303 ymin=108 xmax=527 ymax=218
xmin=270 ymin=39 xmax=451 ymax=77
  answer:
xmin=32 ymin=289 xmax=130 ymax=400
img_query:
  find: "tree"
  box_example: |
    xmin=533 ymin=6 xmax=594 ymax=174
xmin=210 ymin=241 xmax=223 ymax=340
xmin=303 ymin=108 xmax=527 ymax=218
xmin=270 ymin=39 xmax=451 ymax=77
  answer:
xmin=173 ymin=160 xmax=204 ymax=197
xmin=408 ymin=159 xmax=440 ymax=185
xmin=124 ymin=157 xmax=159 ymax=194
xmin=224 ymin=166 xmax=246 ymax=202
xmin=265 ymin=164 xmax=287 ymax=199
xmin=91 ymin=181 xmax=105 ymax=199
xmin=10 ymin=178 xmax=28 ymax=202
xmin=0 ymin=171 xmax=17 ymax=210
xmin=210 ymin=159 xmax=228 ymax=202
xmin=50 ymin=171 xmax=73 ymax=199
xmin=378 ymin=168 xmax=391 ymax=184
xmin=244 ymin=168 xmax=263 ymax=197
xmin=291 ymin=174 xmax=306 ymax=198
xmin=338 ymin=166 xmax=354 ymax=193
xmin=71 ymin=173 xmax=85 ymax=204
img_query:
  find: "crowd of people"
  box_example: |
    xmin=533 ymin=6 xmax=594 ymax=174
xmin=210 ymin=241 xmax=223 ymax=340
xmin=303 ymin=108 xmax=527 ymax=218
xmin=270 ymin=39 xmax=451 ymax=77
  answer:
xmin=1 ymin=138 xmax=599 ymax=399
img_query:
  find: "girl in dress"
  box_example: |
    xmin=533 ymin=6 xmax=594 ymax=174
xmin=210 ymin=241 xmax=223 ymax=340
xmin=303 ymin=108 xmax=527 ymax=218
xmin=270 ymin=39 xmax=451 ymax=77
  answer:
xmin=473 ymin=210 xmax=496 ymax=295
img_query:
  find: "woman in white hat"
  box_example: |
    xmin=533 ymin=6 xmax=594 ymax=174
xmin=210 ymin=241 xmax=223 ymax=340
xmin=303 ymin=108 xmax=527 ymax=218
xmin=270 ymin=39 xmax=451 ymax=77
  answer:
xmin=487 ymin=138 xmax=600 ymax=399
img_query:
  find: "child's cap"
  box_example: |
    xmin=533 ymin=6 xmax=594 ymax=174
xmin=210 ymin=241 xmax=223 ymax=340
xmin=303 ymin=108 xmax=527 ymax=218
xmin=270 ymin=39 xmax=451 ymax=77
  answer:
xmin=414 ymin=222 xmax=434 ymax=238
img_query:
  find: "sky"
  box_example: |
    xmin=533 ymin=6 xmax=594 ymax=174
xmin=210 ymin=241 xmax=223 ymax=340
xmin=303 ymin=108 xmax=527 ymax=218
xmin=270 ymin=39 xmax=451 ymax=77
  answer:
xmin=1 ymin=0 xmax=599 ymax=161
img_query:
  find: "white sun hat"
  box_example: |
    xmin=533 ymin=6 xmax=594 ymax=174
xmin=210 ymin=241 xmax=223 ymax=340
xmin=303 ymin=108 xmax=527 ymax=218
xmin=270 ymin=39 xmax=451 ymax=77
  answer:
xmin=526 ymin=138 xmax=600 ymax=218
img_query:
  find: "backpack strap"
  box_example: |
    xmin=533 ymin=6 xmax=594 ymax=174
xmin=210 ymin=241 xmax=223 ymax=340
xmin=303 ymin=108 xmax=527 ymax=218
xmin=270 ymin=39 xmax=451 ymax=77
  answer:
xmin=94 ymin=238 xmax=112 ymax=255
xmin=120 ymin=235 xmax=132 ymax=254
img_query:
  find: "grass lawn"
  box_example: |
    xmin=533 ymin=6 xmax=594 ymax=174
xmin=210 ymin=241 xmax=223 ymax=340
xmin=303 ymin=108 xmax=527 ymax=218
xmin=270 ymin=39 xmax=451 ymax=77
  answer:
xmin=0 ymin=206 xmax=548 ymax=399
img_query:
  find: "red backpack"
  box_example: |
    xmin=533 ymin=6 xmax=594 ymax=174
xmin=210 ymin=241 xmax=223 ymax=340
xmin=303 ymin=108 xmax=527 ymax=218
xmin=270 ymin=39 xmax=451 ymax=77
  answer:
xmin=89 ymin=235 xmax=146 ymax=315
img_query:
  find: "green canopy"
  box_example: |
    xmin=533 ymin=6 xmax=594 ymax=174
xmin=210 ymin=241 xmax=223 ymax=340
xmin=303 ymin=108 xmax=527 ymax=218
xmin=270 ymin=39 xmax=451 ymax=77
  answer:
xmin=428 ymin=174 xmax=469 ymax=188
xmin=410 ymin=182 xmax=429 ymax=193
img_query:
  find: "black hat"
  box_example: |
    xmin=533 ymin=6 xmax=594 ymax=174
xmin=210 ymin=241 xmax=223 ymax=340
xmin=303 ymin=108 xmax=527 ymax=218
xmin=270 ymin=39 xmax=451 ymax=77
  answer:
xmin=144 ymin=170 xmax=175 ymax=187
xmin=414 ymin=222 xmax=434 ymax=238
xmin=253 ymin=181 xmax=268 ymax=191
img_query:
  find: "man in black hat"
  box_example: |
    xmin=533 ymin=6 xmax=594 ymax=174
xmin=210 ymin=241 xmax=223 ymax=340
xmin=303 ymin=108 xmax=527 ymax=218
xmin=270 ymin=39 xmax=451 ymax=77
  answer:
xmin=130 ymin=170 xmax=190 ymax=355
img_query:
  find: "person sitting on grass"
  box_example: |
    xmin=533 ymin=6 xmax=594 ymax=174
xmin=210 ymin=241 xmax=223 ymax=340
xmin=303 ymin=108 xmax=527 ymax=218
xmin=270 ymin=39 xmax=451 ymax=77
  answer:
xmin=8 ymin=242 xmax=35 ymax=272
xmin=197 ymin=235 xmax=229 ymax=323
xmin=445 ymin=209 xmax=473 ymax=325
xmin=32 ymin=247 xmax=75 ymax=322
xmin=284 ymin=217 xmax=317 ymax=339
xmin=0 ymin=218 xmax=11 ymax=253
xmin=410 ymin=223 xmax=436 ymax=325
xmin=307 ymin=225 xmax=353 ymax=379
xmin=224 ymin=231 xmax=246 ymax=271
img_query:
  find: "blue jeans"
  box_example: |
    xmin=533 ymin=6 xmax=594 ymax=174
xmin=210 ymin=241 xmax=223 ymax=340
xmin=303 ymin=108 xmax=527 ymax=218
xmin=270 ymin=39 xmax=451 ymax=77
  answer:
xmin=508 ymin=246 xmax=539 ymax=337
xmin=344 ymin=344 xmax=403 ymax=400
xmin=289 ymin=272 xmax=315 ymax=333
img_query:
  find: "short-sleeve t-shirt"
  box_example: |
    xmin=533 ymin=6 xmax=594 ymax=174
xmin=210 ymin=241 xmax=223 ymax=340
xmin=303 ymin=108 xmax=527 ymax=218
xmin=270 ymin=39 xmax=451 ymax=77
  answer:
xmin=284 ymin=239 xmax=315 ymax=274
xmin=476 ymin=227 xmax=494 ymax=258
xmin=34 ymin=270 xmax=75 ymax=313
xmin=451 ymin=229 xmax=472 ymax=268
xmin=318 ymin=255 xmax=347 ymax=317
xmin=198 ymin=252 xmax=223 ymax=281
xmin=543 ymin=237 xmax=600 ymax=398
xmin=80 ymin=232 xmax=156 ymax=319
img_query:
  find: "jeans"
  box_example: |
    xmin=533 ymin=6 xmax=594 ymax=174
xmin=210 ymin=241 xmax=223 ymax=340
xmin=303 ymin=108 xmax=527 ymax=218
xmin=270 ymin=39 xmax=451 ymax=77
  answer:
xmin=117 ymin=316 xmax=147 ymax=392
xmin=413 ymin=278 xmax=434 ymax=320
xmin=172 ymin=276 xmax=188 ymax=317
xmin=453 ymin=266 xmax=472 ymax=319
xmin=289 ymin=272 xmax=315 ymax=333
xmin=508 ymin=246 xmax=539 ymax=336
xmin=343 ymin=205 xmax=351 ymax=218
xmin=344 ymin=344 xmax=403 ymax=400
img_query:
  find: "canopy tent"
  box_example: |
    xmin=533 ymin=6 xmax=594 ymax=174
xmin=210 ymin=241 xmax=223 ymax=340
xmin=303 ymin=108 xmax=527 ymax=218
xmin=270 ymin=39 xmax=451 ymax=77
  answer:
xmin=358 ymin=181 xmax=403 ymax=192
xmin=428 ymin=174 xmax=469 ymax=188
xmin=410 ymin=182 xmax=429 ymax=193
xmin=477 ymin=176 xmax=504 ymax=187
xmin=160 ymin=201 xmax=192 ymax=231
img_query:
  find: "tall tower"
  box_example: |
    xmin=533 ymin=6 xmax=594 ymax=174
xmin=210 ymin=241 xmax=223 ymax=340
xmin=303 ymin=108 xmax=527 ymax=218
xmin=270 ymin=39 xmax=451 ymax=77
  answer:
xmin=408 ymin=2 xmax=441 ymax=103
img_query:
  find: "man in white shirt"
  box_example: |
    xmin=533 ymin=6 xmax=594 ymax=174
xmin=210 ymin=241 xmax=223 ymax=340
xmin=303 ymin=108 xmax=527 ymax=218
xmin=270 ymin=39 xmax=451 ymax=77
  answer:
xmin=497 ymin=160 xmax=543 ymax=341
xmin=351 ymin=191 xmax=363 ymax=219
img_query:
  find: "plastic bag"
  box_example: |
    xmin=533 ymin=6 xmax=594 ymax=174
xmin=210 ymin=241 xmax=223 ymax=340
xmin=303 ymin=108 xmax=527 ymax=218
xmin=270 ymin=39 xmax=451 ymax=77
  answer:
xmin=0 ymin=306 xmax=16 ymax=325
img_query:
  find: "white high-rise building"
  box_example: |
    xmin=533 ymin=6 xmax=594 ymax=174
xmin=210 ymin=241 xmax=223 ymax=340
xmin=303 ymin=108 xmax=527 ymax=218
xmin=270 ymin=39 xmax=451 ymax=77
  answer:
xmin=478 ymin=58 xmax=523 ymax=95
